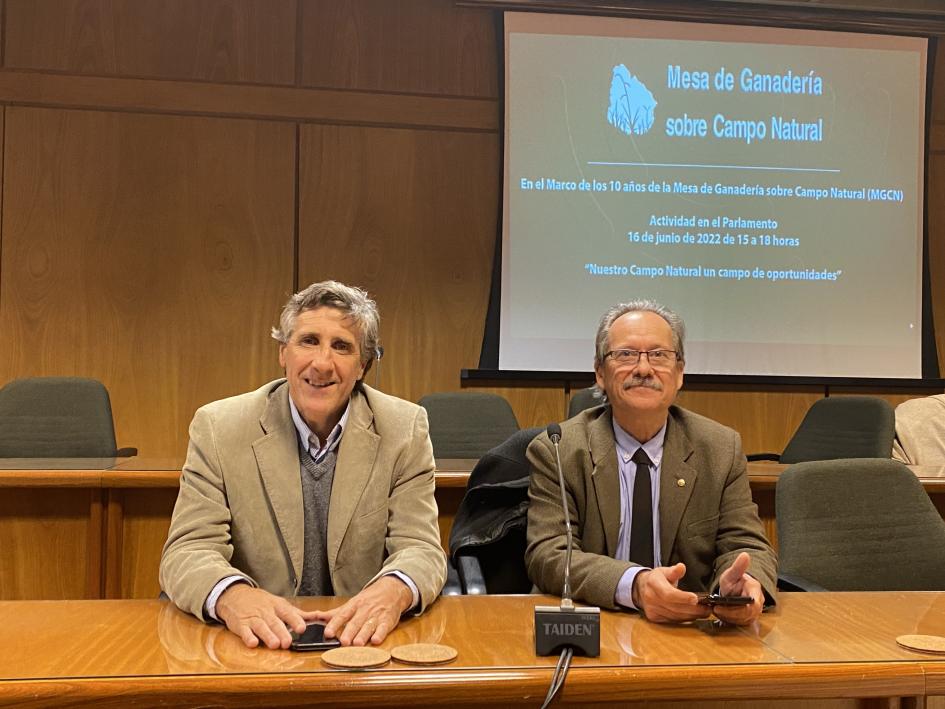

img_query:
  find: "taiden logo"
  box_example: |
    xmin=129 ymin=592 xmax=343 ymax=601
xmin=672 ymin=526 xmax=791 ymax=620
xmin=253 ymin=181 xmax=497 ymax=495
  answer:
xmin=607 ymin=65 xmax=657 ymax=136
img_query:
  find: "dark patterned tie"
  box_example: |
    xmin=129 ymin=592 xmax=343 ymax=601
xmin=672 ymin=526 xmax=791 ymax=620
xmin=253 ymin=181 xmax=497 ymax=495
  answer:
xmin=629 ymin=448 xmax=655 ymax=568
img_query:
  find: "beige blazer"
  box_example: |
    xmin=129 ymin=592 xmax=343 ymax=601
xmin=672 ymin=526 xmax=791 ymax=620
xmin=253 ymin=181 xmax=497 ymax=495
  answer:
xmin=160 ymin=380 xmax=446 ymax=621
xmin=892 ymin=394 xmax=945 ymax=465
xmin=525 ymin=405 xmax=777 ymax=610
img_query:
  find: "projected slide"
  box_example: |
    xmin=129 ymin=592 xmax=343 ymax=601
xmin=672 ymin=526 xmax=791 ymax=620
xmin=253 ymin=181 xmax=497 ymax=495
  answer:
xmin=500 ymin=12 xmax=927 ymax=378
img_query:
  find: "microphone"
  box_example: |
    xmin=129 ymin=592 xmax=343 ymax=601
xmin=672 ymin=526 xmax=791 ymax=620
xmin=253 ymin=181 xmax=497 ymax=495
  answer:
xmin=534 ymin=423 xmax=600 ymax=657
xmin=545 ymin=423 xmax=574 ymax=608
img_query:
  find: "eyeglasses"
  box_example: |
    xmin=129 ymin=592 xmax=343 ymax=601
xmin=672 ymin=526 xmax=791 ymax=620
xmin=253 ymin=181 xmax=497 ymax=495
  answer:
xmin=602 ymin=349 xmax=680 ymax=369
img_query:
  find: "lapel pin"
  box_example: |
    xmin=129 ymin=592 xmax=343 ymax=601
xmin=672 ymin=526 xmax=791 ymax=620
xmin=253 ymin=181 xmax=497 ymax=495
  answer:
xmin=676 ymin=478 xmax=686 ymax=487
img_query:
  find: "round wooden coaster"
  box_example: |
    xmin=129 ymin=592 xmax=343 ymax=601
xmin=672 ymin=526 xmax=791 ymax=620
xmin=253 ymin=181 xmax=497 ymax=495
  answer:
xmin=321 ymin=646 xmax=391 ymax=669
xmin=390 ymin=643 xmax=458 ymax=665
xmin=896 ymin=634 xmax=945 ymax=654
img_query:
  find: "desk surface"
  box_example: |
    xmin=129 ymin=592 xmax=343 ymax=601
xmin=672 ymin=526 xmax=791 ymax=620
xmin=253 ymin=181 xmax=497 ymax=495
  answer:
xmin=1 ymin=593 xmax=944 ymax=707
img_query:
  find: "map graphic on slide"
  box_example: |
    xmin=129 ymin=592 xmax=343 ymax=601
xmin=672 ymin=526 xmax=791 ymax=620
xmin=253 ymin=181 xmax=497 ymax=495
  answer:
xmin=606 ymin=64 xmax=657 ymax=136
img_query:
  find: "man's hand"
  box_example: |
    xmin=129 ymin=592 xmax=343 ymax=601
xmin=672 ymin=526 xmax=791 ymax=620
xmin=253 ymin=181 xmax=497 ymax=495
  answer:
xmin=314 ymin=576 xmax=413 ymax=646
xmin=713 ymin=552 xmax=764 ymax=626
xmin=632 ymin=563 xmax=711 ymax=623
xmin=216 ymin=584 xmax=320 ymax=649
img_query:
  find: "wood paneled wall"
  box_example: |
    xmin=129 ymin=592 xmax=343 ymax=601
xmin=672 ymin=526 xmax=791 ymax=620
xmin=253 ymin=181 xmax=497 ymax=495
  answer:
xmin=0 ymin=108 xmax=294 ymax=456
xmin=0 ymin=0 xmax=941 ymax=460
xmin=297 ymin=124 xmax=499 ymax=405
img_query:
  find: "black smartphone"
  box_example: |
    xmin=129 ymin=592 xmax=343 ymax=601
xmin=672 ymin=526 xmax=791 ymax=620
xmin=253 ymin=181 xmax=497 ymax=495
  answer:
xmin=289 ymin=623 xmax=341 ymax=652
xmin=697 ymin=593 xmax=753 ymax=606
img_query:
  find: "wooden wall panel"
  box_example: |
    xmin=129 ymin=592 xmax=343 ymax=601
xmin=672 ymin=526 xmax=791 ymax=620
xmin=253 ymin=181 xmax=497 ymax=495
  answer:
xmin=0 ymin=108 xmax=294 ymax=457
xmin=298 ymin=124 xmax=499 ymax=405
xmin=4 ymin=0 xmax=297 ymax=85
xmin=299 ymin=0 xmax=498 ymax=98
xmin=490 ymin=385 xmax=564 ymax=430
xmin=676 ymin=389 xmax=823 ymax=456
xmin=0 ymin=71 xmax=498 ymax=132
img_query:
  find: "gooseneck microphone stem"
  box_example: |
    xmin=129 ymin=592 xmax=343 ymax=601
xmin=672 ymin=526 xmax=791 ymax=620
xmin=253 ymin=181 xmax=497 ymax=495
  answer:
xmin=534 ymin=422 xmax=600 ymax=660
xmin=548 ymin=427 xmax=574 ymax=611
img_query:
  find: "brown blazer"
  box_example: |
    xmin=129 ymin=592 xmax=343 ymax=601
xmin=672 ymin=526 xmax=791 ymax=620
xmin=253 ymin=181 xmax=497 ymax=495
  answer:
xmin=160 ymin=380 xmax=446 ymax=621
xmin=525 ymin=405 xmax=777 ymax=610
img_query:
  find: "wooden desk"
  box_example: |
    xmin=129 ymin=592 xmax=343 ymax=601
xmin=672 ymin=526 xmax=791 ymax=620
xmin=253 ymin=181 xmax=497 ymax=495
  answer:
xmin=0 ymin=593 xmax=943 ymax=707
xmin=0 ymin=457 xmax=478 ymax=600
xmin=3 ymin=458 xmax=945 ymax=601
xmin=0 ymin=459 xmax=112 ymax=599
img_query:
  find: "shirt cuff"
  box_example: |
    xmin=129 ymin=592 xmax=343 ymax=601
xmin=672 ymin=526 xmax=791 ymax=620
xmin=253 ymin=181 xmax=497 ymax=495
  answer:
xmin=386 ymin=571 xmax=420 ymax=612
xmin=205 ymin=575 xmax=250 ymax=621
xmin=615 ymin=566 xmax=649 ymax=610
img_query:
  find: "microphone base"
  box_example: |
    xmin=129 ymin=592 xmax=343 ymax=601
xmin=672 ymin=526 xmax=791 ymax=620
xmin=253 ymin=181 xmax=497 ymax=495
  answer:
xmin=534 ymin=605 xmax=601 ymax=657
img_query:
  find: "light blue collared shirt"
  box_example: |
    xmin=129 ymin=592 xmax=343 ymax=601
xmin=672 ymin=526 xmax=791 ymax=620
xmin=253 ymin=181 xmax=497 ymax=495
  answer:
xmin=288 ymin=397 xmax=349 ymax=464
xmin=613 ymin=419 xmax=667 ymax=610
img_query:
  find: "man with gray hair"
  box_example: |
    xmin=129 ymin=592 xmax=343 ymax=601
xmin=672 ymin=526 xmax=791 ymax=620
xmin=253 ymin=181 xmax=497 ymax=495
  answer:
xmin=526 ymin=300 xmax=776 ymax=624
xmin=161 ymin=280 xmax=446 ymax=649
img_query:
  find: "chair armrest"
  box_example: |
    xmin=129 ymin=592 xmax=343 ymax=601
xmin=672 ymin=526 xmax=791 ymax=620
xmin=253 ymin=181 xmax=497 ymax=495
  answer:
xmin=116 ymin=447 xmax=138 ymax=457
xmin=456 ymin=554 xmax=487 ymax=595
xmin=747 ymin=453 xmax=781 ymax=462
xmin=777 ymin=573 xmax=829 ymax=592
xmin=442 ymin=560 xmax=463 ymax=596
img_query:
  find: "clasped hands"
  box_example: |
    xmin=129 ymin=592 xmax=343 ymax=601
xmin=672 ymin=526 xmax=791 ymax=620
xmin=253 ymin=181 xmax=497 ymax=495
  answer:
xmin=630 ymin=551 xmax=764 ymax=625
xmin=216 ymin=575 xmax=414 ymax=649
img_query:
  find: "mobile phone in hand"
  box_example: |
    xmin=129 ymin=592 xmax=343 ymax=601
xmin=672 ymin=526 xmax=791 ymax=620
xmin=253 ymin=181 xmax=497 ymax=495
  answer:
xmin=289 ymin=623 xmax=342 ymax=651
xmin=697 ymin=593 xmax=753 ymax=606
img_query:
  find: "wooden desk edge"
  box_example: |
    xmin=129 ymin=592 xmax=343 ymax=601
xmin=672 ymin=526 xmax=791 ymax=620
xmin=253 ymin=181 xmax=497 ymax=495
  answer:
xmin=921 ymin=660 xmax=945 ymax=694
xmin=0 ymin=470 xmax=104 ymax=487
xmin=2 ymin=462 xmax=944 ymax=493
xmin=96 ymin=470 xmax=474 ymax=489
xmin=0 ymin=468 xmax=476 ymax=489
xmin=0 ymin=661 xmax=929 ymax=708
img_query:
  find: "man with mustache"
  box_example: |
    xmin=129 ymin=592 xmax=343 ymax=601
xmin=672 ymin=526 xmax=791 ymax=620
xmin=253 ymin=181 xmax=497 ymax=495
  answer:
xmin=525 ymin=301 xmax=776 ymax=624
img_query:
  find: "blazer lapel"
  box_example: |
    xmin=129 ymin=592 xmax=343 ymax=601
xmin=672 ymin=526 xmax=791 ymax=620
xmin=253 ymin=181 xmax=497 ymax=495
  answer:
xmin=658 ymin=410 xmax=697 ymax=563
xmin=327 ymin=388 xmax=379 ymax=570
xmin=588 ymin=409 xmax=622 ymax=557
xmin=252 ymin=383 xmax=305 ymax=585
